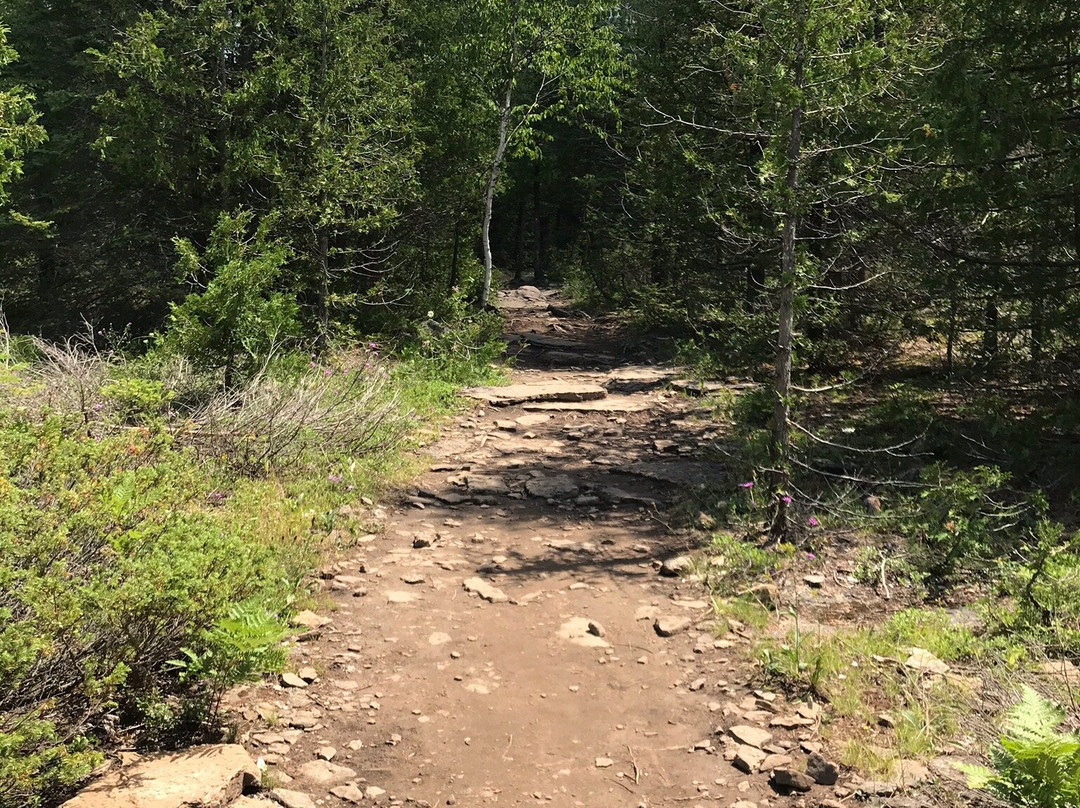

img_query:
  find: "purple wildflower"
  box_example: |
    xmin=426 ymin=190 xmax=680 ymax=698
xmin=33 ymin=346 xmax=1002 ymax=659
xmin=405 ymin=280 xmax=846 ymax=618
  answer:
xmin=93 ymin=403 xmax=104 ymax=412
xmin=328 ymin=473 xmax=343 ymax=484
xmin=807 ymin=552 xmax=816 ymax=560
xmin=781 ymin=495 xmax=792 ymax=504
xmin=808 ymin=516 xmax=819 ymax=527
xmin=738 ymin=481 xmax=754 ymax=489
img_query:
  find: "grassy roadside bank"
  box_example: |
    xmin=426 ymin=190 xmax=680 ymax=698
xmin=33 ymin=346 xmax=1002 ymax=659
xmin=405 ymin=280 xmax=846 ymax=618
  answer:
xmin=0 ymin=327 xmax=504 ymax=808
xmin=668 ymin=377 xmax=1080 ymax=807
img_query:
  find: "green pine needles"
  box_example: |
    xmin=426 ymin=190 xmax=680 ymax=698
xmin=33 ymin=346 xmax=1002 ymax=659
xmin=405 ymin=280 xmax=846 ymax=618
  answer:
xmin=959 ymin=686 xmax=1080 ymax=808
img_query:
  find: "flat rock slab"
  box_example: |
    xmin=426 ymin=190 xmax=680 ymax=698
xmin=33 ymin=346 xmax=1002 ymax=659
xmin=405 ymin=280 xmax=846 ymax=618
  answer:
xmin=623 ymin=461 xmax=728 ymax=486
xmin=463 ymin=577 xmax=509 ymax=603
xmin=728 ymin=725 xmax=773 ymax=749
xmin=270 ymin=790 xmax=317 ymax=808
xmin=525 ymin=475 xmax=580 ymax=499
xmin=62 ymin=744 xmax=257 ymax=808
xmin=462 ymin=383 xmax=607 ymax=406
xmin=295 ymin=760 xmax=357 ymax=785
xmin=558 ymin=617 xmax=611 ymax=648
xmin=537 ymin=350 xmax=617 ymax=366
xmin=605 ymin=366 xmax=682 ymax=392
xmin=465 ymin=474 xmax=510 ymax=495
xmin=522 ymin=397 xmax=651 ymax=413
xmin=506 ymin=332 xmax=590 ymax=351
xmin=670 ymin=379 xmax=733 ymax=396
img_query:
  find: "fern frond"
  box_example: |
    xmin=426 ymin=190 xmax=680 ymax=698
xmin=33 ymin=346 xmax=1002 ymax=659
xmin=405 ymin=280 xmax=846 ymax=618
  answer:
xmin=1004 ymin=686 xmax=1067 ymax=745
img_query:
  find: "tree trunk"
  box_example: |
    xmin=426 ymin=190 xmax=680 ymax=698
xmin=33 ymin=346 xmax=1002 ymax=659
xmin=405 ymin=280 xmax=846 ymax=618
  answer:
xmin=479 ymin=93 xmax=512 ymax=308
xmin=769 ymin=1 xmax=807 ymax=540
xmin=317 ymin=230 xmax=330 ymax=346
xmin=532 ymin=164 xmax=545 ymax=285
xmin=513 ymin=196 xmax=525 ymax=282
xmin=449 ymin=216 xmax=462 ymax=292
xmin=479 ymin=6 xmax=521 ymax=309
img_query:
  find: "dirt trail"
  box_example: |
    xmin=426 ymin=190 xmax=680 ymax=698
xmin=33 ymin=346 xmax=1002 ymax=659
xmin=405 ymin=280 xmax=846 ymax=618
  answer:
xmin=231 ymin=289 xmax=813 ymax=808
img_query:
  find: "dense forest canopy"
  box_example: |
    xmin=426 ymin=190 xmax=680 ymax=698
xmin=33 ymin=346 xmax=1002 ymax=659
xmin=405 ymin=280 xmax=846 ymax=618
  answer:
xmin=0 ymin=0 xmax=1074 ymax=373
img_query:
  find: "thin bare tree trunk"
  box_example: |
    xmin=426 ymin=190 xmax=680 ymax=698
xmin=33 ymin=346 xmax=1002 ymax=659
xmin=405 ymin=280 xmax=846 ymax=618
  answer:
xmin=769 ymin=1 xmax=807 ymax=540
xmin=479 ymin=5 xmax=521 ymax=309
xmin=480 ymin=94 xmax=512 ymax=309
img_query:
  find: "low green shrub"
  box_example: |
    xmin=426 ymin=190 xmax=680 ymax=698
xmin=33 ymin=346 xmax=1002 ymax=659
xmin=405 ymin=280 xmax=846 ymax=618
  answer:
xmin=960 ymin=685 xmax=1080 ymax=808
xmin=899 ymin=464 xmax=1043 ymax=585
xmin=0 ymin=414 xmax=288 ymax=807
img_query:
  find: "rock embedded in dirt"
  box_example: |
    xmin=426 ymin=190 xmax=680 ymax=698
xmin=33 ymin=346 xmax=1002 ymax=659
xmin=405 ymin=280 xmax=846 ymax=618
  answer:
xmin=316 ymin=746 xmax=336 ymax=761
xmin=770 ymin=715 xmax=816 ymax=729
xmin=465 ymin=474 xmax=510 ymax=495
xmin=290 ymin=610 xmax=331 ymax=630
xmin=270 ymin=789 xmax=318 ymax=808
xmin=297 ymin=667 xmax=318 ymax=683
xmin=742 ymin=583 xmax=780 ymax=611
xmin=461 ymin=382 xmax=607 ymax=406
xmin=803 ymin=574 xmax=826 ymax=588
xmin=659 ymin=555 xmax=693 ymax=577
xmin=857 ymin=781 xmax=899 ymax=797
xmin=805 ymin=753 xmax=839 ymax=785
xmin=296 ymin=760 xmax=357 ymax=785
xmin=732 ymin=745 xmax=767 ymax=773
xmin=727 ymin=725 xmax=773 ymax=749
xmin=760 ymin=754 xmax=794 ymax=772
xmin=586 ymin=620 xmax=606 ymax=638
xmin=328 ymin=784 xmax=365 ymax=804
xmin=903 ymin=647 xmax=949 ymax=675
xmin=61 ymin=744 xmax=258 ymax=808
xmin=411 ymin=534 xmax=434 ymax=549
xmin=653 ymin=615 xmax=692 ymax=637
xmin=770 ymin=768 xmax=814 ymax=793
xmin=524 ymin=475 xmax=580 ymax=499
xmin=281 ymin=673 xmax=308 ymax=689
xmin=365 ymin=786 xmax=387 ymax=799
xmin=462 ymin=576 xmax=509 ymax=603
xmin=386 ymin=590 xmax=418 ymax=604
xmin=594 ymin=757 xmax=614 ymax=768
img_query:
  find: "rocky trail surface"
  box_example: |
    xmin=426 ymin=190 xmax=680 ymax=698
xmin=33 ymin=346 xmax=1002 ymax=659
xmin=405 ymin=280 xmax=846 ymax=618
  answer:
xmin=65 ymin=288 xmax=922 ymax=808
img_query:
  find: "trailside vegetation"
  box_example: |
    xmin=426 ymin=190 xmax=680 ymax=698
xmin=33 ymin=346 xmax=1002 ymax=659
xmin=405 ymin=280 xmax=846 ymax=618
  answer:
xmin=3 ymin=0 xmax=1080 ymax=805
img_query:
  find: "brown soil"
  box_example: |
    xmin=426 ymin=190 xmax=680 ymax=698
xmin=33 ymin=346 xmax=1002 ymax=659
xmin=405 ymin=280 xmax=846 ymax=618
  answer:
xmin=224 ymin=288 xmax=910 ymax=808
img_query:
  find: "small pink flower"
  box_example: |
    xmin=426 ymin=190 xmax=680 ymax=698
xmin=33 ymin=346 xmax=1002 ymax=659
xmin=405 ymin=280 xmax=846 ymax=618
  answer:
xmin=328 ymin=473 xmax=343 ymax=483
xmin=808 ymin=516 xmax=819 ymax=527
xmin=781 ymin=495 xmax=792 ymax=504
xmin=807 ymin=552 xmax=816 ymax=560
xmin=738 ymin=482 xmax=754 ymax=489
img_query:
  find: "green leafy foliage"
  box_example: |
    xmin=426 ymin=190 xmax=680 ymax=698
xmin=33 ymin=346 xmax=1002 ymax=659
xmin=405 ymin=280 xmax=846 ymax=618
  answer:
xmin=959 ymin=686 xmax=1080 ymax=808
xmin=166 ymin=604 xmax=291 ymax=720
xmin=0 ymin=412 xmax=287 ymax=807
xmin=0 ymin=23 xmax=46 ymax=217
xmin=899 ymin=464 xmax=1042 ymax=584
xmin=165 ymin=210 xmax=298 ymax=380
